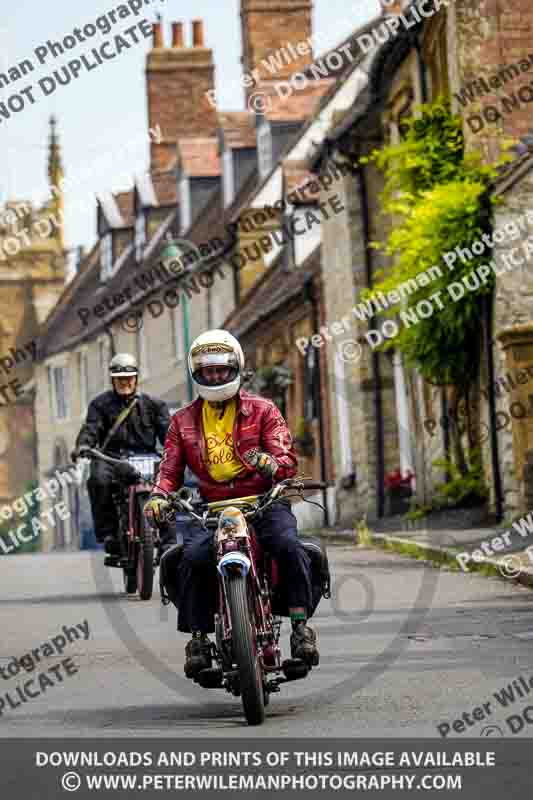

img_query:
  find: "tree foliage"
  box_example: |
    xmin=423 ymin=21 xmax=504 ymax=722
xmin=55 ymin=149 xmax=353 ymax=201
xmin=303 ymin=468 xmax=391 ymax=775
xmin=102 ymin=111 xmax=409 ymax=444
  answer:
xmin=360 ymin=98 xmax=511 ymax=387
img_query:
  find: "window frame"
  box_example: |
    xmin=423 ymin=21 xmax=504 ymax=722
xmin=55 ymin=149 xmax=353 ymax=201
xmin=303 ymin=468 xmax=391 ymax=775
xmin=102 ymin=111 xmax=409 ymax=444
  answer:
xmin=100 ymin=231 xmax=114 ymax=281
xmin=48 ymin=360 xmax=70 ymax=422
xmin=172 ymin=304 xmax=185 ymax=364
xmin=180 ymin=176 xmax=191 ymax=234
xmin=77 ymin=349 xmax=89 ymax=417
xmin=135 ymin=211 xmax=146 ymax=263
xmin=136 ymin=324 xmax=149 ymax=380
xmin=222 ymin=148 xmax=235 ymax=208
xmin=257 ymin=121 xmax=273 ymax=179
xmin=98 ymin=338 xmax=111 ymax=390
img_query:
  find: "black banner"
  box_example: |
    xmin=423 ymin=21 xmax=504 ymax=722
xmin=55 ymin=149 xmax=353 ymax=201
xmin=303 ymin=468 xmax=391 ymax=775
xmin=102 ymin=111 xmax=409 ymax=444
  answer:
xmin=0 ymin=738 xmax=531 ymax=798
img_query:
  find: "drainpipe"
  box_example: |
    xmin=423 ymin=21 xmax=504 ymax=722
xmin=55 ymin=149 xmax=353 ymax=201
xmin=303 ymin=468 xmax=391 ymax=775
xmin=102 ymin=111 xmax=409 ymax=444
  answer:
xmin=303 ymin=274 xmax=330 ymax=527
xmin=482 ymin=292 xmax=503 ymax=521
xmin=182 ymin=295 xmax=193 ymax=402
xmin=479 ymin=191 xmax=504 ymax=521
xmin=207 ymin=270 xmax=212 ymax=329
xmin=104 ymin=326 xmax=115 ymax=357
xmin=358 ymin=165 xmax=386 ymax=518
xmin=412 ymin=34 xmax=429 ymax=105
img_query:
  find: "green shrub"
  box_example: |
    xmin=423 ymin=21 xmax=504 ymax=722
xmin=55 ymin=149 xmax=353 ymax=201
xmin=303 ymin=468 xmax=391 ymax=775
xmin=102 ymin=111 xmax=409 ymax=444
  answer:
xmin=358 ymin=97 xmax=512 ymax=387
xmin=431 ymin=451 xmax=488 ymax=509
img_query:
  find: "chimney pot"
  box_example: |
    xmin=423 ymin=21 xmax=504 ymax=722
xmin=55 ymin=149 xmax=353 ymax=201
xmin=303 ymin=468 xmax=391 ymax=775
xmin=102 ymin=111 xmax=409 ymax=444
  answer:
xmin=380 ymin=0 xmax=403 ymax=13
xmin=192 ymin=20 xmax=204 ymax=47
xmin=172 ymin=22 xmax=184 ymax=47
xmin=152 ymin=22 xmax=163 ymax=48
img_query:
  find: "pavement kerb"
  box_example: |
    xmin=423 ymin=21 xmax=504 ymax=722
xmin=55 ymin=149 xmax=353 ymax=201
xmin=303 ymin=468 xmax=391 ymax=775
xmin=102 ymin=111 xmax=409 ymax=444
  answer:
xmin=316 ymin=526 xmax=533 ymax=591
xmin=369 ymin=531 xmax=533 ymax=591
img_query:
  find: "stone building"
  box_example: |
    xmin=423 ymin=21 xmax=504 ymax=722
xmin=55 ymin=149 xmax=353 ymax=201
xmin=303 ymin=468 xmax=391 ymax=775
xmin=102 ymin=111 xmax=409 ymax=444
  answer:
xmin=0 ymin=117 xmax=66 ymax=509
xmin=36 ymin=0 xmax=533 ymax=547
xmin=309 ymin=0 xmax=533 ymax=522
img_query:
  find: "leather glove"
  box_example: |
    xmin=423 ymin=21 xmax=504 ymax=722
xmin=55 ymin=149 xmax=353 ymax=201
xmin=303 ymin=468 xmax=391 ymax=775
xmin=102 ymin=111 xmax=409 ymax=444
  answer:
xmin=144 ymin=496 xmax=170 ymax=525
xmin=243 ymin=448 xmax=279 ymax=479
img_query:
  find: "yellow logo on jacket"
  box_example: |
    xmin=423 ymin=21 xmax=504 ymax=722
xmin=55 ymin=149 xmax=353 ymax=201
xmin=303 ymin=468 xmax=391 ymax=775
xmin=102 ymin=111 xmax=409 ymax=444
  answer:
xmin=202 ymin=399 xmax=246 ymax=482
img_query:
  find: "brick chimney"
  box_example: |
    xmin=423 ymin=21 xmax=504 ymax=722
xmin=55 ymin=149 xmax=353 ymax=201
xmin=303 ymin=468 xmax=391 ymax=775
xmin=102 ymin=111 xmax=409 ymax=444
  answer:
xmin=146 ymin=20 xmax=218 ymax=172
xmin=240 ymin=0 xmax=314 ymax=98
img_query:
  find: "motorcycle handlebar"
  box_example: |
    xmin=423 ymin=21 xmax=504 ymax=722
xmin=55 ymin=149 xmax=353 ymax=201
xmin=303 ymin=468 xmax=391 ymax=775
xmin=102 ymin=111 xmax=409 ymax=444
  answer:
xmin=299 ymin=481 xmax=327 ymax=490
xmin=164 ymin=478 xmax=327 ymax=524
xmin=80 ymin=447 xmax=123 ymax=467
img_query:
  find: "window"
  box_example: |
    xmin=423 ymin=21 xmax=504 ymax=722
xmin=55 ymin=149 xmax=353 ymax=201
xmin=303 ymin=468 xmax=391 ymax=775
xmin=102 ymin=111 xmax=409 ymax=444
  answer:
xmin=78 ymin=351 xmax=89 ymax=413
xmin=49 ymin=364 xmax=70 ymax=421
xmin=135 ymin=212 xmax=146 ymax=262
xmin=257 ymin=122 xmax=273 ymax=179
xmin=222 ymin=148 xmax=235 ymax=208
xmin=180 ymin=177 xmax=191 ymax=233
xmin=172 ymin=305 xmax=185 ymax=363
xmin=100 ymin=232 xmax=113 ymax=280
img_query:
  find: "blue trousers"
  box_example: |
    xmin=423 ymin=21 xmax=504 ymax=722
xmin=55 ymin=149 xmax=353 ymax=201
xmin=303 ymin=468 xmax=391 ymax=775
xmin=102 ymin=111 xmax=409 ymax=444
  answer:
xmin=174 ymin=502 xmax=313 ymax=633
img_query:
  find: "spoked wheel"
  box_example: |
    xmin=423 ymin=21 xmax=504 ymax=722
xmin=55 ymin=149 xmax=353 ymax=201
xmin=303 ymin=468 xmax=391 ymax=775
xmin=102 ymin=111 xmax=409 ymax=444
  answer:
xmin=136 ymin=498 xmax=154 ymax=601
xmin=226 ymin=574 xmax=265 ymax=726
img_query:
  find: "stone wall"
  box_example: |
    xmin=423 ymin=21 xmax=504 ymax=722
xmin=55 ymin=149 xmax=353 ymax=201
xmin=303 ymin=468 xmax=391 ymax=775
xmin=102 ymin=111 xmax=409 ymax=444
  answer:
xmin=489 ymin=165 xmax=533 ymax=514
xmin=454 ymin=0 xmax=533 ymax=162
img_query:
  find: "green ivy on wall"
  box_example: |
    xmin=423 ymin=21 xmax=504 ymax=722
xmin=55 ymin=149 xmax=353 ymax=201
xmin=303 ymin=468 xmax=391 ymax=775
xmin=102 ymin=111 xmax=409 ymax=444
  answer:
xmin=359 ymin=98 xmax=512 ymax=388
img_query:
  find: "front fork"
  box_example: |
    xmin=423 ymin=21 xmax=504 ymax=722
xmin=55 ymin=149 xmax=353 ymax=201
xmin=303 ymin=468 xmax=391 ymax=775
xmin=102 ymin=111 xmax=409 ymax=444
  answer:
xmin=215 ymin=566 xmax=281 ymax=695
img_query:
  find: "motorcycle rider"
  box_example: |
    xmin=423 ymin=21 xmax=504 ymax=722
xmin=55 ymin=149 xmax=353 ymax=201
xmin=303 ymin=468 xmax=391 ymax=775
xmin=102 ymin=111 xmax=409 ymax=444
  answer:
xmin=144 ymin=329 xmax=319 ymax=679
xmin=72 ymin=353 xmax=170 ymax=555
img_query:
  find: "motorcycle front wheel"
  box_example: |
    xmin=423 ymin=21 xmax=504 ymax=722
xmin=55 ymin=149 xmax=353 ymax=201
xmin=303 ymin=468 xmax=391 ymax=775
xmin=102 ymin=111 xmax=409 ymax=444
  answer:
xmin=136 ymin=496 xmax=154 ymax=601
xmin=226 ymin=573 xmax=265 ymax=726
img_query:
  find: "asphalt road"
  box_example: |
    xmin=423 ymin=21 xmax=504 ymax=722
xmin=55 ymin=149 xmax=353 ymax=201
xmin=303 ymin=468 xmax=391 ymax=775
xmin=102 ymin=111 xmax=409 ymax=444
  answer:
xmin=1 ymin=541 xmax=533 ymax=738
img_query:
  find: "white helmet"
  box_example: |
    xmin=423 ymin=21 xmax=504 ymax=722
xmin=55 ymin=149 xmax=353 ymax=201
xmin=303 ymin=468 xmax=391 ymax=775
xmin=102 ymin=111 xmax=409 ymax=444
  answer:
xmin=188 ymin=329 xmax=244 ymax=402
xmin=109 ymin=353 xmax=138 ymax=378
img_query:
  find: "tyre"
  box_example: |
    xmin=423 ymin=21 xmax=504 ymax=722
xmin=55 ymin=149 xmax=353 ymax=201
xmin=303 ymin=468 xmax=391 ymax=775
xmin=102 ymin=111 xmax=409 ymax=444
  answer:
xmin=123 ymin=568 xmax=137 ymax=594
xmin=136 ymin=497 xmax=154 ymax=601
xmin=226 ymin=574 xmax=265 ymax=726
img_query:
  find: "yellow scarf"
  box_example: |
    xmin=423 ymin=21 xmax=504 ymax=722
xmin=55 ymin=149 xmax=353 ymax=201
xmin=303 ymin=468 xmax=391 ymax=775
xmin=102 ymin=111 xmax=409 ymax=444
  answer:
xmin=201 ymin=398 xmax=246 ymax=482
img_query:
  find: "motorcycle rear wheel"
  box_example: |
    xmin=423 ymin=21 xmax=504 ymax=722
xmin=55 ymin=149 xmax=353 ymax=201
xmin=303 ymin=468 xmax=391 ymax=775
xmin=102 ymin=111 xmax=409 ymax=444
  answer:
xmin=226 ymin=574 xmax=265 ymax=726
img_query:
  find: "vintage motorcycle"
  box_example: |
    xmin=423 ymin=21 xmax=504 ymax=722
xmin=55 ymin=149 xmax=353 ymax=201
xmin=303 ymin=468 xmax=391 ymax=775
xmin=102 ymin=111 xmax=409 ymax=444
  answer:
xmin=80 ymin=447 xmax=161 ymax=600
xmin=156 ymin=478 xmax=331 ymax=726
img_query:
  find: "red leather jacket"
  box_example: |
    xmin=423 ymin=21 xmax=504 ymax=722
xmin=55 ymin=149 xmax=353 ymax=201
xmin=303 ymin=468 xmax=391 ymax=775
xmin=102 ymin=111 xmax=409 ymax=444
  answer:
xmin=157 ymin=389 xmax=298 ymax=501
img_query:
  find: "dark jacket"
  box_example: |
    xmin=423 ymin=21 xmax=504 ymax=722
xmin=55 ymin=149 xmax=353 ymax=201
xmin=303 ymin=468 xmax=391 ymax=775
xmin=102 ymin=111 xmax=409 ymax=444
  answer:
xmin=76 ymin=390 xmax=170 ymax=456
xmin=157 ymin=389 xmax=297 ymax=501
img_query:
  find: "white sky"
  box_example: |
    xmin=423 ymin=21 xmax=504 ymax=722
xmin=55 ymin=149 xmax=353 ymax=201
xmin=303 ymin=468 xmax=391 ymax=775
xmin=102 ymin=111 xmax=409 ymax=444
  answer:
xmin=0 ymin=0 xmax=380 ymax=252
